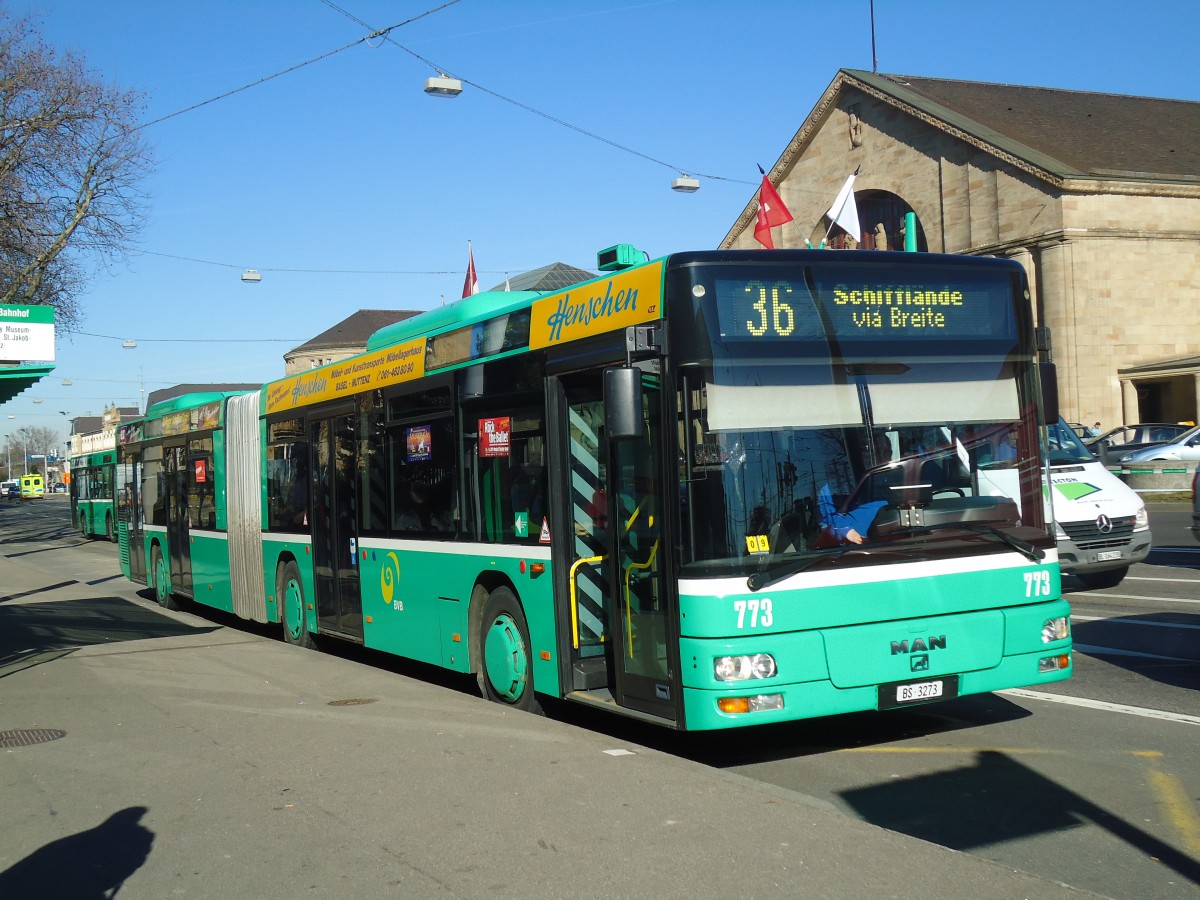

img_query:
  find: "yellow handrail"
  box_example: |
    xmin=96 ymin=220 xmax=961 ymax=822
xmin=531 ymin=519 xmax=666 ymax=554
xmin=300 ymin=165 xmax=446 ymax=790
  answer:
xmin=623 ymin=539 xmax=659 ymax=658
xmin=568 ymin=554 xmax=604 ymax=649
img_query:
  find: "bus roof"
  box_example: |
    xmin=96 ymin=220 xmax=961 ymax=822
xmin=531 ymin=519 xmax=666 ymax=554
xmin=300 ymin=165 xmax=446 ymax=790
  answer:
xmin=143 ymin=390 xmax=256 ymax=419
xmin=365 ymin=290 xmax=542 ymax=351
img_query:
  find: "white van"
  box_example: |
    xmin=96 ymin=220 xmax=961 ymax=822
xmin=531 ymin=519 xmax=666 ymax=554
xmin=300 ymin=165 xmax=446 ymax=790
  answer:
xmin=1047 ymin=418 xmax=1150 ymax=588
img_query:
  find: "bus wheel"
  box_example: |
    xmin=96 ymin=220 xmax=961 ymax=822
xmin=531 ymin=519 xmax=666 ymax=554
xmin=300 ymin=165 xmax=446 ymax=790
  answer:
xmin=477 ymin=587 xmax=541 ymax=714
xmin=151 ymin=545 xmax=179 ymax=610
xmin=78 ymin=512 xmax=89 ymax=539
xmin=105 ymin=513 xmax=115 ymax=543
xmin=279 ymin=561 xmax=315 ymax=649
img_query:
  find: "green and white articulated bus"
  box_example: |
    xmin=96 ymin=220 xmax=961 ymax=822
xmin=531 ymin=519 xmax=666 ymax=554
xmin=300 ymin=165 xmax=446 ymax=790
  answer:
xmin=117 ymin=247 xmax=1072 ymax=730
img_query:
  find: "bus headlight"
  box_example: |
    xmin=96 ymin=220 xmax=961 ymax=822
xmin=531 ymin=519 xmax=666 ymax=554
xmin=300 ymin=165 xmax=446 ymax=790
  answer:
xmin=1042 ymin=616 xmax=1070 ymax=643
xmin=714 ymin=653 xmax=778 ymax=681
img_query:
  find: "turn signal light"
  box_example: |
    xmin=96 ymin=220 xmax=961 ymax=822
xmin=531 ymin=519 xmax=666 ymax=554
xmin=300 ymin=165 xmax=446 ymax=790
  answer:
xmin=1038 ymin=653 xmax=1071 ymax=673
xmin=717 ymin=694 xmax=784 ymax=714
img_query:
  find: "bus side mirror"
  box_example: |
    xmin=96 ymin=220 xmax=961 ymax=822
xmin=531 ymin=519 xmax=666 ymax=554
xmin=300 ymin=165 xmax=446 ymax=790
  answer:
xmin=604 ymin=367 xmax=643 ymax=440
xmin=1040 ymin=362 xmax=1059 ymax=425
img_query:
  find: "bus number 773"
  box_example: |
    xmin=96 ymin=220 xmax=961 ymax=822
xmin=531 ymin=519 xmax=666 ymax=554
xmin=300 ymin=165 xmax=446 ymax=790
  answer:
xmin=734 ymin=598 xmax=774 ymax=629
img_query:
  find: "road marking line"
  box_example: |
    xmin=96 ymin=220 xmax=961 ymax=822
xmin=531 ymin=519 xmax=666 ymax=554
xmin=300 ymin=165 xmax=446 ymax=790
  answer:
xmin=1072 ymin=642 xmax=1194 ymax=662
xmin=1145 ymin=765 xmax=1200 ymax=857
xmin=1071 ymin=593 xmax=1200 ymax=605
xmin=999 ymin=689 xmax=1200 ymax=726
xmin=1072 ymin=614 xmax=1200 ymax=631
xmin=1127 ymin=576 xmax=1200 ymax=583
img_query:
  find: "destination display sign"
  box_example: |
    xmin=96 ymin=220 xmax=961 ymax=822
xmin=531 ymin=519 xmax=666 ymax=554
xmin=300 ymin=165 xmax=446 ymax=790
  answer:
xmin=715 ymin=272 xmax=1014 ymax=343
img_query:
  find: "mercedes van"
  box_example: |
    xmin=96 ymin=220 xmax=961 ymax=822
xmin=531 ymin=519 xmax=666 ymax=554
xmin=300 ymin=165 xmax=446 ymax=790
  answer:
xmin=1047 ymin=418 xmax=1150 ymax=588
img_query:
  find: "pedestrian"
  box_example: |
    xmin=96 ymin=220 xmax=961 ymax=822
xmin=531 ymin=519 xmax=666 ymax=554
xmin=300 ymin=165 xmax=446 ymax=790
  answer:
xmin=1088 ymin=421 xmax=1102 ymax=437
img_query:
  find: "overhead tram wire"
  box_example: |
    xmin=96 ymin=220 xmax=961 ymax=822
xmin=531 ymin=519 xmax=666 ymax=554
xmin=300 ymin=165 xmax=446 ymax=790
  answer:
xmin=316 ymin=0 xmax=748 ymax=188
xmin=78 ymin=331 xmax=303 ymax=344
xmin=136 ymin=1 xmax=465 ymax=131
xmin=134 ymin=249 xmax=593 ymax=277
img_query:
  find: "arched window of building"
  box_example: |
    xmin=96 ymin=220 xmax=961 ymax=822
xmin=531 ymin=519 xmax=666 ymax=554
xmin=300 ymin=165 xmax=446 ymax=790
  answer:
xmin=823 ymin=190 xmax=927 ymax=252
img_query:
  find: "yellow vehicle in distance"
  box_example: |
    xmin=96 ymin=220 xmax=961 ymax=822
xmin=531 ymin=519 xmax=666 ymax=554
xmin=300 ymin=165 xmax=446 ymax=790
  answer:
xmin=19 ymin=474 xmax=45 ymax=499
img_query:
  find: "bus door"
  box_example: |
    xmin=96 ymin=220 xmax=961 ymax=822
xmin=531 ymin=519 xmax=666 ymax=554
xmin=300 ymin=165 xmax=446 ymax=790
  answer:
xmin=309 ymin=414 xmax=363 ymax=640
xmin=117 ymin=455 xmax=144 ymax=581
xmin=556 ymin=369 xmax=675 ymax=721
xmin=162 ymin=445 xmax=193 ymax=596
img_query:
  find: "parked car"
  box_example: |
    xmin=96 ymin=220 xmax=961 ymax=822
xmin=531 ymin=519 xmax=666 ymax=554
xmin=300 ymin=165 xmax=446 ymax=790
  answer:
xmin=1085 ymin=422 xmax=1192 ymax=466
xmin=1119 ymin=424 xmax=1200 ymax=464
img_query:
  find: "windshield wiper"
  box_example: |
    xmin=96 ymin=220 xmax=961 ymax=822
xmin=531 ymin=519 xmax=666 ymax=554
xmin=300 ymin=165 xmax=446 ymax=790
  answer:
xmin=747 ymin=547 xmax=865 ymax=592
xmin=745 ymin=522 xmax=1043 ymax=592
xmin=883 ymin=520 xmax=1044 ymax=562
xmin=961 ymin=523 xmax=1044 ymax=561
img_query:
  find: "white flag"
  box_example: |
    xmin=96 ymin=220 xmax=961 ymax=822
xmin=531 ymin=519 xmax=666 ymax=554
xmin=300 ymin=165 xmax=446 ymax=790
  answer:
xmin=826 ymin=172 xmax=860 ymax=241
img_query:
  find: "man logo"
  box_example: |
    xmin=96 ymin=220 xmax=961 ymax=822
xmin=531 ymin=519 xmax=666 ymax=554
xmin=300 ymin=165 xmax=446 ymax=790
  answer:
xmin=890 ymin=636 xmax=947 ymax=655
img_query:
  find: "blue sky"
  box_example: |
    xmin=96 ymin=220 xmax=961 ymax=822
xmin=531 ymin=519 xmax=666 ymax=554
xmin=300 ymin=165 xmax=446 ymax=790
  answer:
xmin=3 ymin=0 xmax=1197 ymax=449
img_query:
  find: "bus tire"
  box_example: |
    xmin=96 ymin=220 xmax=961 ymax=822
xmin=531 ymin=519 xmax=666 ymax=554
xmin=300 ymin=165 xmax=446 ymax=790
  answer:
xmin=151 ymin=545 xmax=179 ymax=610
xmin=476 ymin=587 xmax=541 ymax=714
xmin=78 ymin=511 xmax=89 ymax=539
xmin=105 ymin=513 xmax=115 ymax=543
xmin=279 ymin=561 xmax=315 ymax=649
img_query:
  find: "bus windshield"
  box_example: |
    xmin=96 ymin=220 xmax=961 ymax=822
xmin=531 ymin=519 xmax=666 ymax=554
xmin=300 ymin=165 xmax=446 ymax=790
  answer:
xmin=670 ymin=257 xmax=1048 ymax=577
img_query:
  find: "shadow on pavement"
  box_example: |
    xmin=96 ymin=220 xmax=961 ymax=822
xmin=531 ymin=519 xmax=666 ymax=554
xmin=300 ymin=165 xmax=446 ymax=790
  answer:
xmin=541 ymin=691 xmax=1035 ymax=768
xmin=840 ymin=749 xmax=1200 ymax=887
xmin=0 ymin=806 xmax=154 ymax=899
xmin=0 ymin=596 xmax=220 ymax=677
xmin=1072 ymin=612 xmax=1200 ymax=693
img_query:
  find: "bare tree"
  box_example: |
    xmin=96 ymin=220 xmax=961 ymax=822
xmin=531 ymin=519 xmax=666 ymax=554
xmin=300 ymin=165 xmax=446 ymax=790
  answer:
xmin=4 ymin=424 xmax=61 ymax=479
xmin=0 ymin=10 xmax=153 ymax=330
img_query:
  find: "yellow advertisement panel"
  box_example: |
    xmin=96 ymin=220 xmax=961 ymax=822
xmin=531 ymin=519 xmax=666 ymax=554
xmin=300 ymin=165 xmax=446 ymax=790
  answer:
xmin=529 ymin=260 xmax=664 ymax=350
xmin=265 ymin=338 xmax=426 ymax=415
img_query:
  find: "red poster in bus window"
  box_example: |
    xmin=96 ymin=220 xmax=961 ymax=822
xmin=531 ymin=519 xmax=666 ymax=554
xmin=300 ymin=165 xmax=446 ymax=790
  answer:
xmin=194 ymin=458 xmax=207 ymax=483
xmin=479 ymin=416 xmax=511 ymax=458
xmin=407 ymin=425 xmax=432 ymax=462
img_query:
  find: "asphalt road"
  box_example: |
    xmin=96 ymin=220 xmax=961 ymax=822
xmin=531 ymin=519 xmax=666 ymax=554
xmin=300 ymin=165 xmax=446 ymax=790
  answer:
xmin=0 ymin=496 xmax=1099 ymax=900
xmin=3 ymin=496 xmax=1197 ymax=897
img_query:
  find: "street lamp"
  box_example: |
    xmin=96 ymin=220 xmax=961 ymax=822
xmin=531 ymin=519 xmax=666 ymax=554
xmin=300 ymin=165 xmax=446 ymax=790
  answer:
xmin=424 ymin=73 xmax=463 ymax=97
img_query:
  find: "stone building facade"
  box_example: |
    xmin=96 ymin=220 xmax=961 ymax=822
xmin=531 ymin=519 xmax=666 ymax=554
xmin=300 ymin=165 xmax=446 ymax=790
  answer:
xmin=721 ymin=69 xmax=1200 ymax=428
xmin=69 ymin=403 xmax=140 ymax=457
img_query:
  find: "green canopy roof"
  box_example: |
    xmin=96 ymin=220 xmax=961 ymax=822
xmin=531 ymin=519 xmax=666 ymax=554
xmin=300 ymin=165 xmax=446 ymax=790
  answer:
xmin=0 ymin=364 xmax=55 ymax=405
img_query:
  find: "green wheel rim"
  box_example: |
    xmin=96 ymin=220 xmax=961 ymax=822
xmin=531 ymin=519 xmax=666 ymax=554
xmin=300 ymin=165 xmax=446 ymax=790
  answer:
xmin=284 ymin=578 xmax=305 ymax=640
xmin=483 ymin=612 xmax=528 ymax=702
xmin=155 ymin=553 xmax=171 ymax=602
